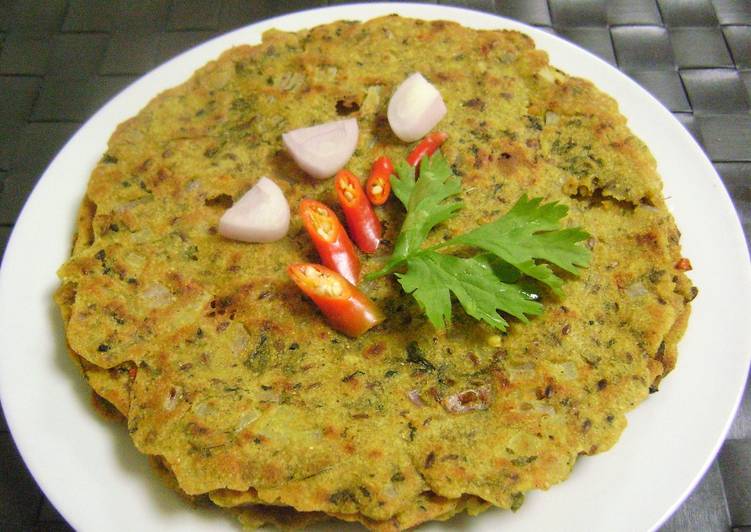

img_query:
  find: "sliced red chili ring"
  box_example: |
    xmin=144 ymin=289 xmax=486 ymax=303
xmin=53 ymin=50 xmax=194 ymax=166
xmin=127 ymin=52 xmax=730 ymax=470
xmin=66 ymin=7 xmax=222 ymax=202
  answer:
xmin=287 ymin=263 xmax=384 ymax=337
xmin=335 ymin=169 xmax=382 ymax=254
xmin=406 ymin=131 xmax=448 ymax=167
xmin=299 ymin=199 xmax=361 ymax=284
xmin=365 ymin=156 xmax=394 ymax=206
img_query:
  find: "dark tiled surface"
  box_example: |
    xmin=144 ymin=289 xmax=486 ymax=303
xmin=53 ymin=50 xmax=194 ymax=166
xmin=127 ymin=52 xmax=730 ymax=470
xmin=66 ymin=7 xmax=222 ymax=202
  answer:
xmin=440 ymin=0 xmax=495 ymax=14
xmin=0 ymin=396 xmax=7 ymax=432
xmin=0 ymin=34 xmax=51 ymax=75
xmin=0 ymin=122 xmax=24 ymax=171
xmin=0 ymin=0 xmax=67 ymax=33
xmin=101 ymin=31 xmax=159 ymax=75
xmin=0 ymin=76 xmax=40 ymax=123
xmin=113 ymin=0 xmax=171 ymax=31
xmin=607 ymin=0 xmax=663 ymax=25
xmin=62 ymin=0 xmax=118 ymax=32
xmin=670 ymin=27 xmax=734 ymax=68
xmin=493 ymin=0 xmax=551 ymax=26
xmin=32 ymin=76 xmax=136 ymax=122
xmin=627 ymin=70 xmax=691 ymax=112
xmin=3 ymin=123 xmax=81 ymax=180
xmin=658 ymin=0 xmax=719 ymax=26
xmin=37 ymin=498 xmax=69 ymax=525
xmin=723 ymin=347 xmax=751 ymax=436
xmin=611 ymin=26 xmax=675 ymax=69
xmin=719 ymin=440 xmax=751 ymax=526
xmin=712 ymin=0 xmax=751 ymax=25
xmin=47 ymin=33 xmax=109 ymax=79
xmin=219 ymin=0 xmax=327 ymax=31
xmin=660 ymin=461 xmax=731 ymax=531
xmin=0 ymin=1 xmax=748 ymax=530
xmin=548 ymin=0 xmax=607 ymax=27
xmin=0 ymin=435 xmax=43 ymax=526
xmin=557 ymin=27 xmax=616 ymax=65
xmin=0 ymin=122 xmax=80 ymax=224
xmin=673 ymin=112 xmax=705 ymax=146
xmin=32 ymin=524 xmax=74 ymax=532
xmin=168 ymin=0 xmax=221 ymax=31
xmin=743 ymin=71 xmax=751 ymax=103
xmin=681 ymin=69 xmax=750 ymax=114
xmin=724 ymin=26 xmax=751 ymax=68
xmin=156 ymin=30 xmax=217 ymax=64
xmin=696 ymin=114 xmax=751 ymax=161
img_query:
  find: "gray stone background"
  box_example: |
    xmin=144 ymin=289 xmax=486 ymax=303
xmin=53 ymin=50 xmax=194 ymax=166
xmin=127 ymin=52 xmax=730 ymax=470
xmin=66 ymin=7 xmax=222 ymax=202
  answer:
xmin=0 ymin=0 xmax=749 ymax=530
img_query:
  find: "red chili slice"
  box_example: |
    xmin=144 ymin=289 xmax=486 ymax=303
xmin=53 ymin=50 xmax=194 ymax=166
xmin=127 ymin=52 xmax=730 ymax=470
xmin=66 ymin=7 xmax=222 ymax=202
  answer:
xmin=406 ymin=131 xmax=448 ymax=167
xmin=287 ymin=263 xmax=384 ymax=337
xmin=365 ymin=156 xmax=394 ymax=206
xmin=334 ymin=169 xmax=382 ymax=254
xmin=299 ymin=199 xmax=361 ymax=284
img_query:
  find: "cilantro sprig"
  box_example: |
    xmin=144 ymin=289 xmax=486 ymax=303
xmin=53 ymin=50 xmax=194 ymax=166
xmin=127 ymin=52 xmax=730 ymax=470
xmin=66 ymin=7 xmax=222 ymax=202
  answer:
xmin=367 ymin=152 xmax=591 ymax=331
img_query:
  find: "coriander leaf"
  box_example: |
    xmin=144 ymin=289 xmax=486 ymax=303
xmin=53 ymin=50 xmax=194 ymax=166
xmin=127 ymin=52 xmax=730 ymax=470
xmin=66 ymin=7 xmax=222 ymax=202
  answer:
xmin=475 ymin=253 xmax=522 ymax=283
xmin=396 ymin=253 xmax=452 ymax=328
xmin=514 ymin=260 xmax=564 ymax=294
xmin=534 ymin=228 xmax=593 ymax=273
xmin=390 ymin=160 xmax=415 ymax=208
xmin=444 ymin=195 xmax=590 ymax=294
xmin=370 ymin=152 xmax=462 ymax=277
xmin=396 ymin=251 xmax=543 ymax=331
xmin=394 ymin=153 xmax=462 ymax=259
xmin=473 ymin=253 xmax=542 ymax=301
xmin=369 ymin=150 xmax=590 ymax=333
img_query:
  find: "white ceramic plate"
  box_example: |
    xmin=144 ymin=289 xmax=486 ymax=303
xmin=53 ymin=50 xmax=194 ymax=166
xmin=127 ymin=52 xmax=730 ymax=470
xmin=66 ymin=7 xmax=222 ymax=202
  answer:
xmin=1 ymin=3 xmax=749 ymax=532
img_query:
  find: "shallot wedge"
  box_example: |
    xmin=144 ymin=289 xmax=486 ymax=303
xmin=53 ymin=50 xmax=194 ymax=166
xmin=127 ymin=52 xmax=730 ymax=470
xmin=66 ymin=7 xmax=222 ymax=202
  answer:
xmin=387 ymin=72 xmax=447 ymax=142
xmin=282 ymin=118 xmax=359 ymax=179
xmin=218 ymin=177 xmax=290 ymax=243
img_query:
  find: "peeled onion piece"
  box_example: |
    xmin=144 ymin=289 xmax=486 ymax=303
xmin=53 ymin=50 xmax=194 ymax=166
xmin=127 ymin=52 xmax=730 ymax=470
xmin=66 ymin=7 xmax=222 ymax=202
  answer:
xmin=282 ymin=118 xmax=359 ymax=179
xmin=218 ymin=177 xmax=290 ymax=243
xmin=387 ymin=72 xmax=447 ymax=142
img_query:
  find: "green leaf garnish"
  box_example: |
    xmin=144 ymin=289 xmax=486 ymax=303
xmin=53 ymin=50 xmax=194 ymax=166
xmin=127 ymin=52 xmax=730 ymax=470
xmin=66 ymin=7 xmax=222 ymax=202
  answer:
xmin=368 ymin=151 xmax=591 ymax=331
xmin=443 ymin=195 xmax=591 ymax=295
xmin=372 ymin=153 xmax=462 ymax=276
xmin=397 ymin=251 xmax=544 ymax=330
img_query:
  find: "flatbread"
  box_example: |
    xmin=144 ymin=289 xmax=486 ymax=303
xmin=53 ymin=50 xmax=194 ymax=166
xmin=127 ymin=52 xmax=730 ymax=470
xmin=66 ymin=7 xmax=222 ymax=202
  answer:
xmin=56 ymin=15 xmax=694 ymax=529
